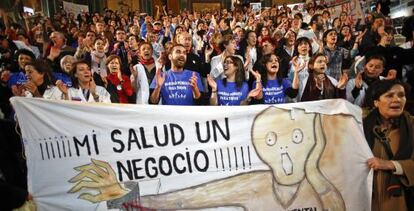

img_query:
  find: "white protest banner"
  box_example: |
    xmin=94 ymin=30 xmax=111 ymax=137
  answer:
xmin=62 ymin=1 xmax=89 ymax=17
xmin=323 ymin=0 xmax=365 ymax=25
xmin=11 ymin=97 xmax=373 ymax=211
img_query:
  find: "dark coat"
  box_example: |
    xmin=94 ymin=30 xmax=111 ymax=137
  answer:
xmin=0 ymin=119 xmax=28 ymax=211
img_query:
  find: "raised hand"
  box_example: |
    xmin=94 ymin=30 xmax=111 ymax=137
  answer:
xmin=385 ymin=69 xmax=397 ymax=80
xmin=156 ymin=52 xmax=166 ymax=67
xmin=244 ymin=48 xmax=251 ymax=68
xmin=337 ymin=72 xmax=348 ymax=89
xmin=68 ymin=158 xmax=128 ymax=203
xmin=84 ymin=37 xmax=92 ymax=48
xmin=55 ymin=80 xmax=68 ymax=95
xmin=204 ymin=44 xmax=214 ymax=60
xmin=1 ymin=70 xmax=10 ymax=82
xmin=114 ymin=42 xmax=121 ymax=50
xmin=131 ymin=66 xmax=138 ymax=79
xmin=155 ymin=68 xmax=165 ymax=88
xmin=212 ymin=15 xmax=218 ymax=29
xmin=48 ymin=46 xmax=61 ymax=60
xmin=248 ymin=86 xmax=261 ymax=98
xmin=313 ymin=37 xmax=324 ymax=52
xmin=250 ymin=69 xmax=261 ymax=82
xmin=355 ymin=29 xmax=367 ymax=44
xmin=24 ymin=81 xmax=39 ymax=96
xmin=189 ymin=72 xmax=198 ymax=90
xmin=207 ymin=74 xmax=217 ymax=91
xmin=100 ymin=74 xmax=109 ymax=88
xmin=291 ymin=56 xmax=306 ymax=73
xmin=355 ymin=71 xmax=363 ymax=89
xmin=104 ymin=38 xmax=110 ymax=52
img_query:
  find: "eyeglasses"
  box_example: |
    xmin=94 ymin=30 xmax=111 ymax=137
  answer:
xmin=224 ymin=60 xmax=234 ymax=65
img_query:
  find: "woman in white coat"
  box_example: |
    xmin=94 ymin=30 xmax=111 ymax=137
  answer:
xmin=131 ymin=42 xmax=161 ymax=104
xmin=60 ymin=60 xmax=111 ymax=103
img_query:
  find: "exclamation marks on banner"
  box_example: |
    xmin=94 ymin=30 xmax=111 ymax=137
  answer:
xmin=37 ymin=131 xmax=99 ymax=160
xmin=39 ymin=136 xmax=72 ymax=160
xmin=213 ymin=146 xmax=252 ymax=171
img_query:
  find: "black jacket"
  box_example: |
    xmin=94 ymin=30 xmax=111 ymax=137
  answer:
xmin=0 ymin=119 xmax=28 ymax=211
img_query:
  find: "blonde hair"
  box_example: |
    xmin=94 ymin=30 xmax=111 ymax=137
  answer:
xmin=60 ymin=55 xmax=75 ymax=69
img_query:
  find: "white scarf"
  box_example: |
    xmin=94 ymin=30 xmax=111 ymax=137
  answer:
xmin=91 ymin=51 xmax=107 ymax=77
xmin=298 ymin=54 xmax=310 ymax=63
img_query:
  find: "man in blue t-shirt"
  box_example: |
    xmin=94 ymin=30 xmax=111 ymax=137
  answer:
xmin=150 ymin=44 xmax=204 ymax=105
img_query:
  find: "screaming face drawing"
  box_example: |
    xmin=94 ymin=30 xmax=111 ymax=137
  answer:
xmin=251 ymin=107 xmax=345 ymax=210
xmin=252 ymin=107 xmax=315 ymax=186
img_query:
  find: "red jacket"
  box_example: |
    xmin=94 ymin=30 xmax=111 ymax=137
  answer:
xmin=107 ymin=73 xmax=133 ymax=103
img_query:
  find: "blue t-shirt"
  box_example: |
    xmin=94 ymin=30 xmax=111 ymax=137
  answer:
xmin=216 ymin=80 xmax=249 ymax=106
xmin=150 ymin=69 xmax=204 ymax=105
xmin=7 ymin=72 xmax=27 ymax=89
xmin=255 ymin=78 xmax=292 ymax=104
xmin=53 ymin=72 xmax=72 ymax=87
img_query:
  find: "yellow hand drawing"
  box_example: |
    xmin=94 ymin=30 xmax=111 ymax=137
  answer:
xmin=68 ymin=107 xmax=346 ymax=211
xmin=68 ymin=158 xmax=128 ymax=203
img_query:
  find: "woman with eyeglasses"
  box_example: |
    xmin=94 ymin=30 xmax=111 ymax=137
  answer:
xmin=207 ymin=56 xmax=262 ymax=105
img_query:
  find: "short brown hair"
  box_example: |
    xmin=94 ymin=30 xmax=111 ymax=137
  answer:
xmin=105 ymin=55 xmax=121 ymax=67
xmin=219 ymin=34 xmax=235 ymax=51
xmin=70 ymin=60 xmax=90 ymax=88
xmin=169 ymin=43 xmax=186 ymax=55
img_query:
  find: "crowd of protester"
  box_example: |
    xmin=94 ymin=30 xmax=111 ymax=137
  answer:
xmin=0 ymin=2 xmax=412 ymax=114
xmin=0 ymin=1 xmax=414 ymax=210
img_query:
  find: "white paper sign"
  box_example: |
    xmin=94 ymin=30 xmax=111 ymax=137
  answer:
xmin=250 ymin=3 xmax=262 ymax=14
xmin=62 ymin=1 xmax=89 ymax=18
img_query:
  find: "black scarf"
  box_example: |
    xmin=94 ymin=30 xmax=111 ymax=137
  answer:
xmin=362 ymin=73 xmax=380 ymax=87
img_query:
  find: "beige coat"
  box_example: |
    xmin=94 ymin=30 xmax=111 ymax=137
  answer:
xmin=371 ymin=116 xmax=414 ymax=211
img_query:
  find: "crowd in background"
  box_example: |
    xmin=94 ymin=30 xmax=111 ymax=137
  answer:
xmin=0 ymin=1 xmax=412 ymax=116
xmin=1 ymin=1 xmax=414 ymax=210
